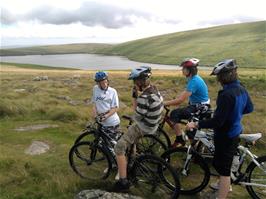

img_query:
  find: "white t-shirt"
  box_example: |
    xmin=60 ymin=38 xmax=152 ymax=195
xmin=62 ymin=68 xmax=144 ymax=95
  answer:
xmin=92 ymin=85 xmax=120 ymax=127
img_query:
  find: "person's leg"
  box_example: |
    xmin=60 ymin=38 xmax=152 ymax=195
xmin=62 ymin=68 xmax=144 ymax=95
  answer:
xmin=170 ymin=106 xmax=196 ymax=147
xmin=116 ymin=155 xmax=127 ymax=178
xmin=113 ymin=124 xmax=142 ymax=191
xmin=217 ymin=176 xmax=231 ymax=199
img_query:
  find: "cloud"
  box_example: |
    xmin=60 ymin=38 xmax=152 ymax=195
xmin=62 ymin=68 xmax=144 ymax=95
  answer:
xmin=1 ymin=8 xmax=17 ymax=24
xmin=198 ymin=15 xmax=261 ymax=26
xmin=1 ymin=2 xmax=155 ymax=29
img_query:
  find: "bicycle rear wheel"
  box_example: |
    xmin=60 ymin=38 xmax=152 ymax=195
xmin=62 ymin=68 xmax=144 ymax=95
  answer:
xmin=69 ymin=141 xmax=112 ymax=180
xmin=161 ymin=147 xmax=210 ymax=195
xmin=129 ymin=154 xmax=180 ymax=199
xmin=246 ymin=155 xmax=266 ymax=199
xmin=137 ymin=134 xmax=167 ymax=156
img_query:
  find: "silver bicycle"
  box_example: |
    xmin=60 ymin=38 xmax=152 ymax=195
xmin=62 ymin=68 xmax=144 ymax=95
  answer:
xmin=162 ymin=127 xmax=266 ymax=199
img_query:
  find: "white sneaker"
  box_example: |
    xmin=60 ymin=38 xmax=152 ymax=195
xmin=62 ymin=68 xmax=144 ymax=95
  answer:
xmin=210 ymin=181 xmax=232 ymax=192
xmin=115 ymin=172 xmax=120 ymax=181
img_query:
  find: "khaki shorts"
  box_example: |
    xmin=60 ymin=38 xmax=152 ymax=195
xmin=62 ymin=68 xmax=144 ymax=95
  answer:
xmin=114 ymin=123 xmax=143 ymax=155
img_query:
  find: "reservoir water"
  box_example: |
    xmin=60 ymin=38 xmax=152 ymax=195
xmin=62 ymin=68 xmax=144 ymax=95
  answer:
xmin=1 ymin=54 xmax=179 ymax=70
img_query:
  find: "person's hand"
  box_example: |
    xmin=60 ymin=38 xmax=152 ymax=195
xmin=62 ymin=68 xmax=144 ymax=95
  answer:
xmin=132 ymin=86 xmax=138 ymax=98
xmin=186 ymin=122 xmax=198 ymax=131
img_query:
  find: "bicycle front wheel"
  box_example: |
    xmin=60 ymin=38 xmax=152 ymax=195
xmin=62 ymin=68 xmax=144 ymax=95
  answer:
xmin=129 ymin=154 xmax=180 ymax=199
xmin=69 ymin=141 xmax=112 ymax=180
xmin=161 ymin=147 xmax=210 ymax=195
xmin=246 ymin=155 xmax=266 ymax=199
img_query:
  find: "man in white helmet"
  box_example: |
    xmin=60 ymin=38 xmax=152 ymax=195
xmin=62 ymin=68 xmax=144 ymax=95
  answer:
xmin=112 ymin=66 xmax=164 ymax=192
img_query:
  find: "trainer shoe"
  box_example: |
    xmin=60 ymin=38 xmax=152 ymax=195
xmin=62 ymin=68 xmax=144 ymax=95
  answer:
xmin=171 ymin=140 xmax=186 ymax=148
xmin=112 ymin=178 xmax=130 ymax=192
xmin=210 ymin=181 xmax=232 ymax=192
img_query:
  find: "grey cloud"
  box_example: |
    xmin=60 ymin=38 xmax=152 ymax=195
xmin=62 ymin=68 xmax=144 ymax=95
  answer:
xmin=1 ymin=2 xmax=153 ymax=29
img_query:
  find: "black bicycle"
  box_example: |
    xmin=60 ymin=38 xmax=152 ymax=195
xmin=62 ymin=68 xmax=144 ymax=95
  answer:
xmin=69 ymin=116 xmax=180 ymax=198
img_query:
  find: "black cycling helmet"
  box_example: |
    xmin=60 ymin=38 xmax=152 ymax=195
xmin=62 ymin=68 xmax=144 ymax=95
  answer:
xmin=180 ymin=58 xmax=200 ymax=68
xmin=128 ymin=66 xmax=152 ymax=80
xmin=211 ymin=59 xmax=237 ymax=75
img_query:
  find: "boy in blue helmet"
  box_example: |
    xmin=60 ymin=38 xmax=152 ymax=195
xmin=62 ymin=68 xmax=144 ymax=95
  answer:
xmin=92 ymin=70 xmax=120 ymax=138
xmin=187 ymin=59 xmax=253 ymax=199
xmin=112 ymin=66 xmax=164 ymax=192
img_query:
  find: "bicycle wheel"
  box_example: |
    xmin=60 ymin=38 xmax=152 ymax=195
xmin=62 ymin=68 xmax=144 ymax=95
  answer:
xmin=129 ymin=154 xmax=180 ymax=199
xmin=246 ymin=155 xmax=266 ymax=199
xmin=69 ymin=141 xmax=112 ymax=180
xmin=156 ymin=128 xmax=172 ymax=149
xmin=74 ymin=130 xmax=96 ymax=145
xmin=137 ymin=134 xmax=167 ymax=157
xmin=161 ymin=147 xmax=210 ymax=195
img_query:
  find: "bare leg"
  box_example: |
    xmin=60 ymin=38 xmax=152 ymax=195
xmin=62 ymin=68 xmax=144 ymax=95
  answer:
xmin=174 ymin=123 xmax=182 ymax=136
xmin=217 ymin=176 xmax=231 ymax=199
xmin=116 ymin=155 xmax=127 ymax=179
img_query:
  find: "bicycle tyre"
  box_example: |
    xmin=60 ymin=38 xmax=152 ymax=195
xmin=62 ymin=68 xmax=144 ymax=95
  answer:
xmin=137 ymin=134 xmax=167 ymax=157
xmin=246 ymin=155 xmax=266 ymax=199
xmin=157 ymin=128 xmax=172 ymax=149
xmin=74 ymin=130 xmax=96 ymax=145
xmin=161 ymin=147 xmax=210 ymax=195
xmin=69 ymin=141 xmax=112 ymax=180
xmin=129 ymin=154 xmax=180 ymax=199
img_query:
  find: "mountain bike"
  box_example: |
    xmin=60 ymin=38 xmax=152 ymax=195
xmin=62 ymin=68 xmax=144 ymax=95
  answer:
xmin=72 ymin=114 xmax=167 ymax=157
xmin=157 ymin=105 xmax=213 ymax=148
xmin=162 ymin=124 xmax=266 ymax=199
xmin=68 ymin=117 xmax=180 ymax=198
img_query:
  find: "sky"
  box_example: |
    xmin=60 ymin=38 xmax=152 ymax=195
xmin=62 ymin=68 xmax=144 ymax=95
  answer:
xmin=1 ymin=0 xmax=266 ymax=47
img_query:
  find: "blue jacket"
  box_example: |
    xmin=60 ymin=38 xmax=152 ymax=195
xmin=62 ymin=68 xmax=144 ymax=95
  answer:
xmin=199 ymin=80 xmax=253 ymax=138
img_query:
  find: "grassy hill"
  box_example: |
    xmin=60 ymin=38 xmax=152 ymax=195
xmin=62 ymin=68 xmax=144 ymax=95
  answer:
xmin=1 ymin=21 xmax=265 ymax=68
xmin=99 ymin=21 xmax=266 ymax=68
xmin=0 ymin=64 xmax=265 ymax=199
xmin=0 ymin=43 xmax=111 ymax=56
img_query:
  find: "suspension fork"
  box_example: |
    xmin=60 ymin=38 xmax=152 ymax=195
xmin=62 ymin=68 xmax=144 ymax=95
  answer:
xmin=181 ymin=146 xmax=193 ymax=176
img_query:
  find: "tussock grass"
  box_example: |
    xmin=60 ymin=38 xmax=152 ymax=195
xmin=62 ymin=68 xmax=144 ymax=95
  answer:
xmin=0 ymin=64 xmax=265 ymax=199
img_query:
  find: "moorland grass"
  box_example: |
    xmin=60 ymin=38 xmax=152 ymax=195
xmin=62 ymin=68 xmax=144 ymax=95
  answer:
xmin=0 ymin=64 xmax=265 ymax=199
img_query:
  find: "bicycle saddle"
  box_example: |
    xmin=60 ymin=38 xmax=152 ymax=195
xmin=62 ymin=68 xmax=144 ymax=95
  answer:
xmin=239 ymin=133 xmax=262 ymax=143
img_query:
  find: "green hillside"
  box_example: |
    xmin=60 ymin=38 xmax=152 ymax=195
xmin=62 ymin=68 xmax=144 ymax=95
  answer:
xmin=99 ymin=21 xmax=266 ymax=68
xmin=0 ymin=43 xmax=111 ymax=56
xmin=1 ymin=21 xmax=265 ymax=68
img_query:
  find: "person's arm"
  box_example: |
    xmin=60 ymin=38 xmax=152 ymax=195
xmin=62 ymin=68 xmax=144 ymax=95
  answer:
xmin=102 ymin=107 xmax=119 ymax=121
xmin=243 ymin=92 xmax=254 ymax=114
xmin=164 ymin=90 xmax=191 ymax=106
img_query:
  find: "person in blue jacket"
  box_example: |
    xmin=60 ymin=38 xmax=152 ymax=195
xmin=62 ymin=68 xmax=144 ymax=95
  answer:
xmin=187 ymin=59 xmax=253 ymax=199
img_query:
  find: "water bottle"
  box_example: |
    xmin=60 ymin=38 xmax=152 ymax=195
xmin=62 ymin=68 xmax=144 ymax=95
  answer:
xmin=231 ymin=155 xmax=240 ymax=172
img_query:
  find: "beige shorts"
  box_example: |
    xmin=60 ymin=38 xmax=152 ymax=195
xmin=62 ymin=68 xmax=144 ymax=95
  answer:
xmin=114 ymin=123 xmax=143 ymax=155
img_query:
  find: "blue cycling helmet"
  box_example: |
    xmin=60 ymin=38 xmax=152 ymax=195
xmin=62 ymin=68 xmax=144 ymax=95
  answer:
xmin=211 ymin=59 xmax=237 ymax=75
xmin=128 ymin=66 xmax=151 ymax=80
xmin=95 ymin=71 xmax=108 ymax=82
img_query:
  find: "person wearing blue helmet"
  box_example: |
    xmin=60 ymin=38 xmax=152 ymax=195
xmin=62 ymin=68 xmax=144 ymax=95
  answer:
xmin=112 ymin=66 xmax=164 ymax=192
xmin=187 ymin=59 xmax=253 ymax=199
xmin=92 ymin=70 xmax=120 ymax=136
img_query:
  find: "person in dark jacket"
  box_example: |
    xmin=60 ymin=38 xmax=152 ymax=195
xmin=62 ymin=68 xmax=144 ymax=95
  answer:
xmin=187 ymin=59 xmax=253 ymax=199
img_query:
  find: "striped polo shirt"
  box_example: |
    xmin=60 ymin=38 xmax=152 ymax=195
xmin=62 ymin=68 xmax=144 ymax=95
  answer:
xmin=134 ymin=85 xmax=164 ymax=134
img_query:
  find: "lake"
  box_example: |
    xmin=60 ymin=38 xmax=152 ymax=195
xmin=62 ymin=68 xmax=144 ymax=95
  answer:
xmin=0 ymin=54 xmax=180 ymax=70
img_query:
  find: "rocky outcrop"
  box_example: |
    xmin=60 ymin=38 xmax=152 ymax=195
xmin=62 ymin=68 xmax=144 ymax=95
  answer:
xmin=75 ymin=189 xmax=143 ymax=199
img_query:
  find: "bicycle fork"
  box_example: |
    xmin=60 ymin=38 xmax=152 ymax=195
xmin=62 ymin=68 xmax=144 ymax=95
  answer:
xmin=181 ymin=146 xmax=193 ymax=176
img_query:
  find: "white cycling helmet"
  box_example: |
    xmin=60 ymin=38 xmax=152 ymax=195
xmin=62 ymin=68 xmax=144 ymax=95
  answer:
xmin=180 ymin=58 xmax=200 ymax=68
xmin=211 ymin=59 xmax=237 ymax=75
xmin=128 ymin=66 xmax=152 ymax=80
